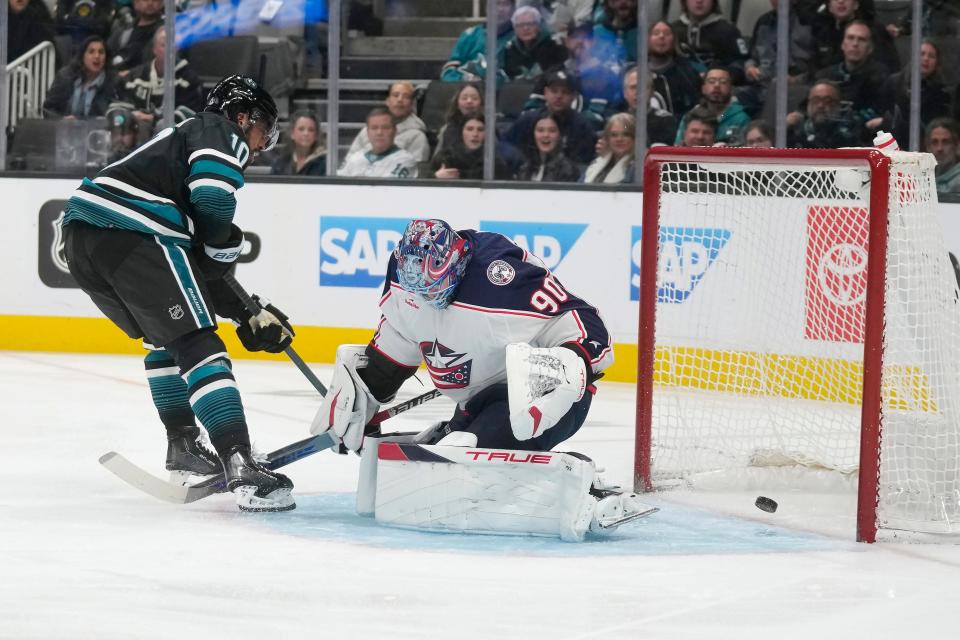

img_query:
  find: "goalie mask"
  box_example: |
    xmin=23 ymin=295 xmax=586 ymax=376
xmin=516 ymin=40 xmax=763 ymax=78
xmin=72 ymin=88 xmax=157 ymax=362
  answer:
xmin=395 ymin=219 xmax=472 ymax=310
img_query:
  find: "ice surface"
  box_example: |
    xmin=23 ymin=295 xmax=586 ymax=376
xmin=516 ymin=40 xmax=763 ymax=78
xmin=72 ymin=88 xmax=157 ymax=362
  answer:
xmin=2 ymin=352 xmax=960 ymax=639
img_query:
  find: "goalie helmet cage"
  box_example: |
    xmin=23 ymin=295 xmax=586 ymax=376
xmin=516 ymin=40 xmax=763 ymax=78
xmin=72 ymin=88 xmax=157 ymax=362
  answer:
xmin=634 ymin=146 xmax=960 ymax=543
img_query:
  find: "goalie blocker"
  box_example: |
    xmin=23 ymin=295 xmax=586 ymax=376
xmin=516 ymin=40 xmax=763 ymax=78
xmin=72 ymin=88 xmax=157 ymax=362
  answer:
xmin=356 ymin=434 xmax=658 ymax=542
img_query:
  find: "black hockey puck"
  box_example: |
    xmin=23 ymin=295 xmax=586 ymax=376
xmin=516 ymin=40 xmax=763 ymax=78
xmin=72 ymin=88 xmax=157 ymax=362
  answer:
xmin=755 ymin=496 xmax=778 ymax=513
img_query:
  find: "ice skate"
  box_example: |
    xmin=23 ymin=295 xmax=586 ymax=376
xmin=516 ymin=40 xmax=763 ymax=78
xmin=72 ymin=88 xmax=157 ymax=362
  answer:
xmin=222 ymin=445 xmax=295 ymax=512
xmin=165 ymin=426 xmax=222 ymax=485
xmin=588 ymin=487 xmax=659 ymax=533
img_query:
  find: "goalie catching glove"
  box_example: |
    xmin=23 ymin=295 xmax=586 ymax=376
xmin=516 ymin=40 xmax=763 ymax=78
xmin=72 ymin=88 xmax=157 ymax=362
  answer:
xmin=311 ymin=345 xmax=380 ymax=452
xmin=506 ymin=343 xmax=588 ymax=441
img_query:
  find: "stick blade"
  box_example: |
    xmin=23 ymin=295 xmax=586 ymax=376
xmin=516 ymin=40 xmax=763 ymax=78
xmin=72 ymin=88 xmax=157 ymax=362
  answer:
xmin=99 ymin=452 xmax=191 ymax=504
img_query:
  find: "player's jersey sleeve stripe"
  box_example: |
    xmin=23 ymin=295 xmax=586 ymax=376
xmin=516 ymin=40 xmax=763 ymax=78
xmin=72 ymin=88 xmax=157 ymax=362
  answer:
xmin=449 ymin=300 xmax=554 ymax=319
xmin=187 ymin=178 xmax=237 ymax=194
xmin=188 ymin=148 xmax=243 ymax=169
xmin=187 ymin=159 xmax=244 ymax=188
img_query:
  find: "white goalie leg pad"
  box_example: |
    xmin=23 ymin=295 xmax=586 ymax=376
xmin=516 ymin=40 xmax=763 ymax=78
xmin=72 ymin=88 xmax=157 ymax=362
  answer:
xmin=310 ymin=344 xmax=379 ymax=452
xmin=356 ymin=432 xmax=420 ymax=516
xmin=367 ymin=442 xmax=597 ymax=541
xmin=506 ymin=343 xmax=587 ymax=441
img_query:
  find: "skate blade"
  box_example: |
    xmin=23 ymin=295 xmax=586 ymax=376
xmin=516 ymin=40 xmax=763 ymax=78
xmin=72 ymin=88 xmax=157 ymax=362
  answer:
xmin=596 ymin=506 xmax=660 ymax=530
xmin=168 ymin=469 xmax=218 ymax=487
xmin=234 ymin=486 xmax=296 ymax=512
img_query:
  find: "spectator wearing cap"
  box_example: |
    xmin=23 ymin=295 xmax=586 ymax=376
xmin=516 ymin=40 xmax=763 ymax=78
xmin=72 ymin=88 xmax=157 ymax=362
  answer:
xmin=347 ymin=81 xmax=430 ymax=162
xmin=107 ymin=0 xmax=163 ymax=71
xmin=672 ymin=0 xmax=749 ymax=83
xmin=926 ymin=118 xmax=960 ymax=194
xmin=114 ymin=26 xmax=203 ymax=135
xmin=786 ymin=80 xmax=864 ymax=148
xmin=809 ymin=0 xmax=899 ymax=76
xmin=441 ymin=0 xmax=515 ymax=82
xmin=7 ymin=0 xmax=55 ymax=62
xmin=55 ymin=0 xmax=113 ymax=50
xmin=674 ymin=66 xmax=750 ymax=145
xmin=505 ymin=69 xmax=598 ymax=165
xmin=271 ymin=111 xmax=327 ymax=177
xmin=499 ymin=6 xmax=568 ymax=82
xmin=592 ymin=0 xmax=638 ymax=64
xmin=105 ymin=105 xmax=140 ymax=163
xmin=647 ymin=20 xmax=702 ymax=122
xmin=679 ymin=107 xmax=717 ymax=146
xmin=43 ymin=35 xmax=118 ymax=119
xmin=813 ymin=20 xmax=886 ymax=131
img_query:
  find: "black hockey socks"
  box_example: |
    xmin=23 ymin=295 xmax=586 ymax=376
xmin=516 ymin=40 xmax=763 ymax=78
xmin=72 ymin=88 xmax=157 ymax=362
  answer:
xmin=144 ymin=349 xmax=196 ymax=436
xmin=183 ymin=356 xmax=251 ymax=455
xmin=164 ymin=330 xmax=251 ymax=456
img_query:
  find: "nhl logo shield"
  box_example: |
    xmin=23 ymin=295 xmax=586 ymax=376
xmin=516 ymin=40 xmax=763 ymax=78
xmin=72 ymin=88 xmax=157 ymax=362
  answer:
xmin=486 ymin=260 xmax=515 ymax=286
xmin=169 ymin=305 xmax=185 ymax=320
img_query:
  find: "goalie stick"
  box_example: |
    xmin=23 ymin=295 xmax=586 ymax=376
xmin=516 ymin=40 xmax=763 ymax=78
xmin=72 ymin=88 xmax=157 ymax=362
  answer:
xmin=100 ymin=388 xmax=443 ymax=504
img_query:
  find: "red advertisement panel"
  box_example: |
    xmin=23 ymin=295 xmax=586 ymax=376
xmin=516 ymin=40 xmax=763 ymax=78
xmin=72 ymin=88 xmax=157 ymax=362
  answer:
xmin=805 ymin=205 xmax=870 ymax=343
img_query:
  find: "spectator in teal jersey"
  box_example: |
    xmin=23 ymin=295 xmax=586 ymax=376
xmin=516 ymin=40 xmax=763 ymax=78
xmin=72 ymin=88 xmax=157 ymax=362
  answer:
xmin=674 ymin=65 xmax=750 ymax=145
xmin=441 ymin=0 xmax=515 ymax=82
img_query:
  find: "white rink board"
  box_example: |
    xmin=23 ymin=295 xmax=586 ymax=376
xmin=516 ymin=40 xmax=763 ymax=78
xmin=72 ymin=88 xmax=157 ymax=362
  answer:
xmin=2 ymin=175 xmax=960 ymax=349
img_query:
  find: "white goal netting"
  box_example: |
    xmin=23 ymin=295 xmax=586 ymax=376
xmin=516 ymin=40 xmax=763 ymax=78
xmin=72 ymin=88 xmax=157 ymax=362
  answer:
xmin=644 ymin=150 xmax=960 ymax=537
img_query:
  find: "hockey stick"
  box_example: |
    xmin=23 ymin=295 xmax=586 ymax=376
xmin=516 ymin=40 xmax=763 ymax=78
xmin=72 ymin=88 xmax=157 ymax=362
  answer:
xmin=222 ymin=271 xmax=328 ymax=395
xmin=99 ymin=388 xmax=444 ymax=504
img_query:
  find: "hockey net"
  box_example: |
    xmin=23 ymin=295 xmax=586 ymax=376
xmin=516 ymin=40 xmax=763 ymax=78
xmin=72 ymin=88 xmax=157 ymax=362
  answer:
xmin=635 ymin=147 xmax=960 ymax=542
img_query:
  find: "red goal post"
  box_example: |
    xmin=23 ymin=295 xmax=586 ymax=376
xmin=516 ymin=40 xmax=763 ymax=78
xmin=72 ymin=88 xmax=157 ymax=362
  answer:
xmin=634 ymin=146 xmax=958 ymax=543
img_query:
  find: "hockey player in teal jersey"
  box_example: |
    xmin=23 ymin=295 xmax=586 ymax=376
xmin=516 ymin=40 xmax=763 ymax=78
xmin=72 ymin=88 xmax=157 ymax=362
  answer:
xmin=62 ymin=75 xmax=296 ymax=512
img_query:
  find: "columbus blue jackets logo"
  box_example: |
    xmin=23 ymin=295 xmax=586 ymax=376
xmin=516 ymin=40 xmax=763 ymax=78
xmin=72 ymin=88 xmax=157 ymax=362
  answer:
xmin=419 ymin=340 xmax=473 ymax=389
xmin=486 ymin=260 xmax=515 ymax=286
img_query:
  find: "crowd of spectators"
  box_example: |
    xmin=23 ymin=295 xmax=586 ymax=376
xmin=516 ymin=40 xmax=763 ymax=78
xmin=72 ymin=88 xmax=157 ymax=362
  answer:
xmin=6 ymin=0 xmax=960 ymax=190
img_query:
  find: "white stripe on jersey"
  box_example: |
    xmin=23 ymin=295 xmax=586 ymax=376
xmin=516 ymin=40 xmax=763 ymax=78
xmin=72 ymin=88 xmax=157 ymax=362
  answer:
xmin=92 ymin=177 xmax=177 ymax=205
xmin=71 ymin=190 xmax=192 ymax=241
xmin=187 ymin=177 xmax=237 ymax=193
xmin=188 ymin=148 xmax=243 ymax=168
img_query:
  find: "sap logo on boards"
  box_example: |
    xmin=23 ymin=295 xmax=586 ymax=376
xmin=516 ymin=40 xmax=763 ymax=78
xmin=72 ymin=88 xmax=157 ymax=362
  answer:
xmin=479 ymin=221 xmax=587 ymax=271
xmin=319 ymin=217 xmax=409 ymax=287
xmin=630 ymin=226 xmax=731 ymax=302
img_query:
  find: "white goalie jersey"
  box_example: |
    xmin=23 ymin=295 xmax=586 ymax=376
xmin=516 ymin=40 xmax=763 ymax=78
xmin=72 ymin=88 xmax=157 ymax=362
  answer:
xmin=371 ymin=230 xmax=614 ymax=406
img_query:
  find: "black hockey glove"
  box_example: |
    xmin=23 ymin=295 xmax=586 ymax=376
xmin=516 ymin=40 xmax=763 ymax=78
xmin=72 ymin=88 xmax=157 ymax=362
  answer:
xmin=236 ymin=296 xmax=295 ymax=353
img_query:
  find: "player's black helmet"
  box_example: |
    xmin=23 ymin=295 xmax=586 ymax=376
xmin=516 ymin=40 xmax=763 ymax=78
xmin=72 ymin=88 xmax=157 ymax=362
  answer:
xmin=205 ymin=75 xmax=279 ymax=151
